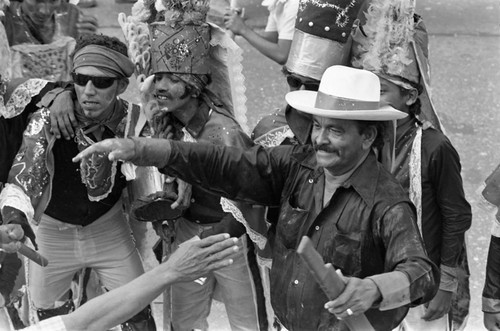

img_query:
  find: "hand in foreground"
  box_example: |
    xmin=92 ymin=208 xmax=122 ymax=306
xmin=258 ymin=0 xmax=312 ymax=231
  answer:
xmin=422 ymin=289 xmax=452 ymax=321
xmin=485 ymin=312 xmax=500 ymax=331
xmin=164 ymin=234 xmax=238 ymax=282
xmin=0 ymin=224 xmax=24 ymax=253
xmin=324 ymin=275 xmax=381 ymax=320
xmin=224 ymin=9 xmax=247 ymax=36
xmin=72 ymin=137 xmax=170 ymax=168
xmin=73 ymin=138 xmax=136 ymax=163
xmin=49 ymin=90 xmax=77 ymax=140
xmin=76 ymin=14 xmax=99 ymax=36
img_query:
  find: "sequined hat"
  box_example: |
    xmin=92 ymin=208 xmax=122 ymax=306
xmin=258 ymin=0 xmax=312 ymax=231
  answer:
xmin=285 ymin=0 xmax=365 ymax=81
xmin=149 ymin=22 xmax=211 ymax=75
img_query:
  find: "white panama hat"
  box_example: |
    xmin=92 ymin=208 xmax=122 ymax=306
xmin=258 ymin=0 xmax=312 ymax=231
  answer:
xmin=285 ymin=65 xmax=407 ymax=121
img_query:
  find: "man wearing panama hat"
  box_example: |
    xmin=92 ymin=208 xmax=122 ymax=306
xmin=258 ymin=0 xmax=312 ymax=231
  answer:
xmin=73 ymin=65 xmax=439 ymax=331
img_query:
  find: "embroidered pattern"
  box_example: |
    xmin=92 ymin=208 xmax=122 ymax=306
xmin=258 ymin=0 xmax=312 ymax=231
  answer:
xmin=298 ymin=0 xmax=359 ymax=27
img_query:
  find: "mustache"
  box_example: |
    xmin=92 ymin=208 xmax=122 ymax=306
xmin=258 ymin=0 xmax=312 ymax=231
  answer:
xmin=313 ymin=143 xmax=338 ymax=154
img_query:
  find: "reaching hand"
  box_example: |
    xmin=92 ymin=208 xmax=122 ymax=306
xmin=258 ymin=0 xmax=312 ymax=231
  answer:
xmin=224 ymin=9 xmax=247 ymax=36
xmin=484 ymin=312 xmax=500 ymax=331
xmin=0 ymin=224 xmax=24 ymax=253
xmin=73 ymin=137 xmax=171 ymax=168
xmin=164 ymin=234 xmax=239 ymax=282
xmin=76 ymin=14 xmax=98 ymax=36
xmin=73 ymin=138 xmax=136 ymax=163
xmin=49 ymin=90 xmax=77 ymax=140
xmin=324 ymin=275 xmax=381 ymax=320
xmin=422 ymin=289 xmax=452 ymax=321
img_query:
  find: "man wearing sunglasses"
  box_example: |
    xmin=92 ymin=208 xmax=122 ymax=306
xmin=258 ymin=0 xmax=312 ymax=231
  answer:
xmin=0 ymin=34 xmax=156 ymax=330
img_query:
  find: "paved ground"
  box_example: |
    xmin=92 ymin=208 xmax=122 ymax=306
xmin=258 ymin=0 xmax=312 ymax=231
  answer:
xmin=82 ymin=0 xmax=500 ymax=330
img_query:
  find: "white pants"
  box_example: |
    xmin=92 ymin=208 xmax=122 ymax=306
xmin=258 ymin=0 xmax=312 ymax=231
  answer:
xmin=29 ymin=202 xmax=144 ymax=309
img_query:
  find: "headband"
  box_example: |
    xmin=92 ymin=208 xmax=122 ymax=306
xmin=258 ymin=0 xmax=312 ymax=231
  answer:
xmin=72 ymin=45 xmax=135 ymax=78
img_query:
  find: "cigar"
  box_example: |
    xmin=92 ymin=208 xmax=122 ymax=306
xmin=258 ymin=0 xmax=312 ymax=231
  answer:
xmin=17 ymin=243 xmax=49 ymax=267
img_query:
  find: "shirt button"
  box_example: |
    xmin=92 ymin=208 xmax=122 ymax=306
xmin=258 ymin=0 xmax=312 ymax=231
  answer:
xmin=315 ymin=226 xmax=320 ymax=231
xmin=195 ymin=220 xmax=200 ymax=224
xmin=191 ymin=198 xmax=195 ymax=203
xmin=308 ymin=179 xmax=314 ymax=184
xmin=324 ymin=26 xmax=330 ymax=32
xmin=308 ymin=22 xmax=314 ymax=27
xmin=342 ymin=32 xmax=346 ymax=37
xmin=294 ymin=279 xmax=299 ymax=285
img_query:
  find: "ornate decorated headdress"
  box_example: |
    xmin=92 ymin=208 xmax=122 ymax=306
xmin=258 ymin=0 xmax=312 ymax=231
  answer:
xmin=118 ymin=0 xmax=249 ymax=133
xmin=285 ymin=0 xmax=365 ymax=81
xmin=350 ymin=0 xmax=443 ymax=131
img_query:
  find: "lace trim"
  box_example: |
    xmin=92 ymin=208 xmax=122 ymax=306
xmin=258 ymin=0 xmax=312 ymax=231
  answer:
xmin=408 ymin=126 xmax=422 ymax=233
xmin=0 ymin=79 xmax=48 ymax=119
xmin=208 ymin=24 xmax=249 ymax=134
xmin=220 ymin=197 xmax=268 ymax=250
xmin=254 ymin=125 xmax=294 ymax=148
xmin=256 ymin=255 xmax=273 ymax=269
xmin=0 ymin=183 xmax=35 ymax=225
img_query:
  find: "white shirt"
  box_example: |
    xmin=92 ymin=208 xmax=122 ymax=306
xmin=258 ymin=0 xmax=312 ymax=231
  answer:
xmin=264 ymin=0 xmax=300 ymax=40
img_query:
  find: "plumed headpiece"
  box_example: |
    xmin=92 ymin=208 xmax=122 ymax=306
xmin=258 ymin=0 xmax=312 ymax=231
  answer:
xmin=350 ymin=0 xmax=443 ymax=130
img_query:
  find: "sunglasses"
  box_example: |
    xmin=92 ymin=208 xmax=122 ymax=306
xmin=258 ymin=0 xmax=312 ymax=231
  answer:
xmin=71 ymin=72 xmax=118 ymax=89
xmin=286 ymin=75 xmax=320 ymax=91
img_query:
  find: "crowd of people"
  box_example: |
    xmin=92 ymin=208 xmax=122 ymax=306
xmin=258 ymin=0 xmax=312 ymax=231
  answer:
xmin=0 ymin=0 xmax=498 ymax=331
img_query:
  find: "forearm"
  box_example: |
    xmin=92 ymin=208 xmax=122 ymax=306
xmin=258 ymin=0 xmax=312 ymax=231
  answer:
xmin=239 ymin=28 xmax=291 ymax=64
xmin=63 ymin=266 xmax=174 ymax=331
xmin=162 ymin=141 xmax=285 ymax=205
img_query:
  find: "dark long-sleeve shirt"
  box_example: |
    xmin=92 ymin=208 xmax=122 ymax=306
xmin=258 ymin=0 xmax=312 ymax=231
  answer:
xmin=160 ymin=141 xmax=438 ymax=331
xmin=393 ymin=119 xmax=471 ymax=290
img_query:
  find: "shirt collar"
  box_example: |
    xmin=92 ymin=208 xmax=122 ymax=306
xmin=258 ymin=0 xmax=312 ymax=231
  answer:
xmin=297 ymin=148 xmax=380 ymax=207
xmin=342 ymin=152 xmax=380 ymax=207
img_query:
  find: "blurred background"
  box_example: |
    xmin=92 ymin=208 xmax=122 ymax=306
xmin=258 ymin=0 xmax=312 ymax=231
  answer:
xmin=83 ymin=0 xmax=500 ymax=329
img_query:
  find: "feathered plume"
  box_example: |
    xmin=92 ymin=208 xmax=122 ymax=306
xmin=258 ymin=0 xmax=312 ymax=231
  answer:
xmin=353 ymin=0 xmax=416 ymax=81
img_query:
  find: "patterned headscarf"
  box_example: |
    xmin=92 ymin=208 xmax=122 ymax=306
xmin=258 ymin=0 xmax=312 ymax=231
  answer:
xmin=72 ymin=45 xmax=135 ymax=78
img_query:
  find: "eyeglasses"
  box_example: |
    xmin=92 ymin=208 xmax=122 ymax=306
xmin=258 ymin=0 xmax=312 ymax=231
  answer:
xmin=286 ymin=75 xmax=320 ymax=91
xmin=71 ymin=73 xmax=118 ymax=89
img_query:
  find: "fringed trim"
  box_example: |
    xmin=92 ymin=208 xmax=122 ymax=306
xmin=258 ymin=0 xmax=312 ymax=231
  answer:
xmin=0 ymin=79 xmax=48 ymax=119
xmin=220 ymin=197 xmax=268 ymax=250
xmin=118 ymin=12 xmax=152 ymax=77
xmin=0 ymin=183 xmax=35 ymax=225
xmin=208 ymin=23 xmax=249 ymax=134
xmin=408 ymin=125 xmax=422 ymax=233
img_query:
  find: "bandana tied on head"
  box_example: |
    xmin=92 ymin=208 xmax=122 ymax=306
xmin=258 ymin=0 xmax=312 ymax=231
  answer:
xmin=72 ymin=45 xmax=135 ymax=78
